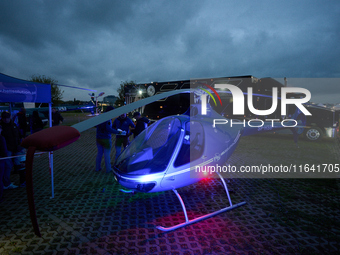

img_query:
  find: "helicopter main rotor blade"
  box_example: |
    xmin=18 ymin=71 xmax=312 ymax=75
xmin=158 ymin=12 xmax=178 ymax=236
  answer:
xmin=72 ymin=89 xmax=190 ymax=133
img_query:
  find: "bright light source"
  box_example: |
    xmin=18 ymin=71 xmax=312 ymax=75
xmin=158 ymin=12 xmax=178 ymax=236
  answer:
xmin=140 ymin=174 xmax=154 ymax=182
xmin=139 ymin=90 xmax=142 ymax=95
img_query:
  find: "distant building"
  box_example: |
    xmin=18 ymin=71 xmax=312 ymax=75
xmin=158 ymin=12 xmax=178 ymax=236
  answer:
xmin=103 ymin=95 xmax=118 ymax=105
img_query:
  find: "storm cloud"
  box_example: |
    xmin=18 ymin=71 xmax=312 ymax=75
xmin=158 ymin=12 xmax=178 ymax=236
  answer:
xmin=0 ymin=0 xmax=339 ymax=103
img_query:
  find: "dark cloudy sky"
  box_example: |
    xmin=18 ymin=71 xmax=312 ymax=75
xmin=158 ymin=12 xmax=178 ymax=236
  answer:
xmin=0 ymin=0 xmax=339 ymax=103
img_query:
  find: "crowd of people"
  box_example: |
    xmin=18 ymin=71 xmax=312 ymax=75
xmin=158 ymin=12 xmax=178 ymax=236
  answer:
xmin=0 ymin=105 xmax=149 ymax=203
xmin=95 ymin=107 xmax=149 ymax=173
xmin=0 ymin=107 xmax=64 ymax=203
xmin=0 ymin=110 xmax=28 ymax=203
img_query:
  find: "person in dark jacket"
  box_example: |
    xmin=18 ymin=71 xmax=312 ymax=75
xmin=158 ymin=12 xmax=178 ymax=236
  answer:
xmin=96 ymin=106 xmax=126 ymax=173
xmin=30 ymin=111 xmax=44 ymax=134
xmin=133 ymin=112 xmax=150 ymax=138
xmin=15 ymin=107 xmax=28 ymax=139
xmin=112 ymin=113 xmax=135 ymax=161
xmin=52 ymin=108 xmax=64 ymax=126
xmin=0 ymin=111 xmax=25 ymax=188
xmin=0 ymin=125 xmax=9 ymax=200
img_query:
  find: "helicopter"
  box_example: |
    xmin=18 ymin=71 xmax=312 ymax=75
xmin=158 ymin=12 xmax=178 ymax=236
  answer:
xmin=21 ymin=88 xmax=305 ymax=235
xmin=111 ymin=101 xmax=303 ymax=231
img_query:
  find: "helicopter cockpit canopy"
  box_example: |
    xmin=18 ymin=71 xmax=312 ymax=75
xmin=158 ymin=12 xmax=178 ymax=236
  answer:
xmin=115 ymin=117 xmax=183 ymax=175
xmin=173 ymin=121 xmax=204 ymax=168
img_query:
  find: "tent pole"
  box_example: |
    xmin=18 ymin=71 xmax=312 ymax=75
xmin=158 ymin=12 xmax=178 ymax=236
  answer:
xmin=49 ymin=151 xmax=54 ymax=199
xmin=9 ymin=102 xmax=13 ymax=117
xmin=48 ymin=103 xmax=54 ymax=198
xmin=49 ymin=103 xmax=52 ymax=128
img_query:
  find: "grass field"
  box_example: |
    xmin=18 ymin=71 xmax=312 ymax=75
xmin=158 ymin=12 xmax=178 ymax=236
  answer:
xmin=234 ymin=132 xmax=340 ymax=165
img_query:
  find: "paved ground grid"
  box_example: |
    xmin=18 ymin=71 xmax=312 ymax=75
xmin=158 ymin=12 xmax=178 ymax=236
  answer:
xmin=0 ymin=128 xmax=339 ymax=254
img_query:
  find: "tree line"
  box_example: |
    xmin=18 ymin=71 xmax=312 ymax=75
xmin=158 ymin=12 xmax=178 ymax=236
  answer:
xmin=30 ymin=75 xmax=133 ymax=106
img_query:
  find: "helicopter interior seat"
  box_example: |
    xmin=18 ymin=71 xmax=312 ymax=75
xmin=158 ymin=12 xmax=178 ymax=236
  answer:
xmin=190 ymin=132 xmax=204 ymax=160
xmin=174 ymin=131 xmax=204 ymax=168
xmin=189 ymin=121 xmax=203 ymax=150
xmin=173 ymin=121 xmax=204 ymax=168
xmin=191 ymin=132 xmax=201 ymax=150
xmin=174 ymin=130 xmax=190 ymax=167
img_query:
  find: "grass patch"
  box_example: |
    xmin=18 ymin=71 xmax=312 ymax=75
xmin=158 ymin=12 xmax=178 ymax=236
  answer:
xmin=234 ymin=133 xmax=339 ymax=165
xmin=123 ymin=190 xmax=163 ymax=203
xmin=232 ymin=134 xmax=340 ymax=240
xmin=12 ymin=247 xmax=23 ymax=253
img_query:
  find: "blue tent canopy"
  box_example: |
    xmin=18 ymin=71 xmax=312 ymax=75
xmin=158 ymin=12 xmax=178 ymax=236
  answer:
xmin=0 ymin=72 xmax=51 ymax=103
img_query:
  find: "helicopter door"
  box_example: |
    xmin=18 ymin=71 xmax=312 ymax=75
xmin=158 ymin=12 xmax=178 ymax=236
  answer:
xmin=173 ymin=121 xmax=205 ymax=169
xmin=161 ymin=121 xmax=205 ymax=189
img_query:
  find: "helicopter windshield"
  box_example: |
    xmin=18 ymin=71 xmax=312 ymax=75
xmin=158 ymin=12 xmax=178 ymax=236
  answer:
xmin=115 ymin=117 xmax=182 ymax=175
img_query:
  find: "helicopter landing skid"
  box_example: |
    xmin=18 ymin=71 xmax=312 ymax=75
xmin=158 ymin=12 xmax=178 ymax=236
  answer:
xmin=156 ymin=172 xmax=246 ymax=232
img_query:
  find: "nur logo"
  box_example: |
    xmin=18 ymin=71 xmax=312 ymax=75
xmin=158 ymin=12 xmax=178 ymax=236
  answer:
xmin=198 ymin=83 xmax=222 ymax=115
xmin=200 ymin=84 xmax=312 ymax=116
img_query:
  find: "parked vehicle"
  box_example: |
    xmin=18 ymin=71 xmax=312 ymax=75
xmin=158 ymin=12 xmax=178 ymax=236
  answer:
xmin=302 ymin=105 xmax=339 ymax=141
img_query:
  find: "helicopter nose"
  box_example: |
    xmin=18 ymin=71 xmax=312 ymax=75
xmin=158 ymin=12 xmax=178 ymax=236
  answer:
xmin=136 ymin=183 xmax=156 ymax=192
xmin=114 ymin=174 xmax=157 ymax=193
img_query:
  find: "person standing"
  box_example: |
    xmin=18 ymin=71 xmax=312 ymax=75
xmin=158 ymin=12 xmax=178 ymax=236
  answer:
xmin=96 ymin=106 xmax=126 ymax=173
xmin=132 ymin=112 xmax=150 ymax=138
xmin=0 ymin=111 xmax=25 ymax=189
xmin=112 ymin=113 xmax=135 ymax=161
xmin=30 ymin=111 xmax=44 ymax=134
xmin=52 ymin=108 xmax=64 ymax=126
xmin=15 ymin=107 xmax=28 ymax=139
xmin=0 ymin=125 xmax=9 ymax=201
